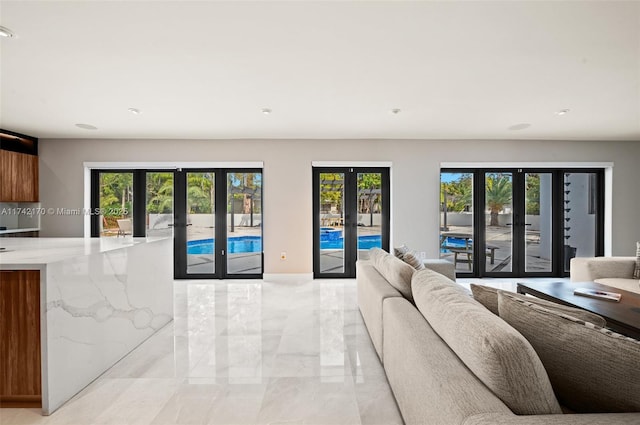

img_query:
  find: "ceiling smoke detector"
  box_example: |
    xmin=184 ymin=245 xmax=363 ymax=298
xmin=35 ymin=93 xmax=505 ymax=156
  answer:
xmin=128 ymin=108 xmax=141 ymax=115
xmin=261 ymin=108 xmax=272 ymax=115
xmin=555 ymin=109 xmax=570 ymax=116
xmin=390 ymin=108 xmax=401 ymax=114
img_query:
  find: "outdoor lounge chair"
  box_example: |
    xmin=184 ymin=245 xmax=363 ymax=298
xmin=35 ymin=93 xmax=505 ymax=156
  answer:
xmin=117 ymin=218 xmax=132 ymax=237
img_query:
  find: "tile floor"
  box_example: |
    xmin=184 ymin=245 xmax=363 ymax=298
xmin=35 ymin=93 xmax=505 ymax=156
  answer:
xmin=1 ymin=278 xmax=404 ymax=425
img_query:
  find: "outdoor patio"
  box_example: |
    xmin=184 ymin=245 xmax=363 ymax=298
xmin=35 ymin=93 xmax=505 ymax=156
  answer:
xmin=440 ymin=224 xmax=552 ymax=273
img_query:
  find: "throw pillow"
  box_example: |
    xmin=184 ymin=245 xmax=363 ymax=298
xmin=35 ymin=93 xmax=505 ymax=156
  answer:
xmin=412 ymin=270 xmax=561 ymax=415
xmin=469 ymin=284 xmax=500 ymax=315
xmin=634 ymin=241 xmax=640 ymax=279
xmin=472 ymin=284 xmax=606 ymax=327
xmin=402 ymin=251 xmax=425 ymax=270
xmin=498 ymin=290 xmax=640 ymax=413
xmin=393 ymin=244 xmax=409 ymax=259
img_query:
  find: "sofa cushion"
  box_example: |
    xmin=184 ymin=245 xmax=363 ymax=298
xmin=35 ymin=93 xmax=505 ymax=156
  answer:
xmin=471 ymin=284 xmax=606 ymax=326
xmin=586 ymin=257 xmax=637 ymax=280
xmin=412 ymin=269 xmax=561 ymax=415
xmin=368 ymin=247 xmax=385 ymax=265
xmin=422 ymin=259 xmax=457 ymax=281
xmin=498 ymin=290 xmax=640 ymax=413
xmin=402 ymin=251 xmax=425 ymax=270
xmin=594 ymin=278 xmax=640 ymax=294
xmin=373 ymin=251 xmax=415 ymax=301
xmin=634 ymin=241 xmax=640 ymax=279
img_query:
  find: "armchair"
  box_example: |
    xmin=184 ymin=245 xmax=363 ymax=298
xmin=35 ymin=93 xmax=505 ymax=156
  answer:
xmin=570 ymin=256 xmax=639 ymax=294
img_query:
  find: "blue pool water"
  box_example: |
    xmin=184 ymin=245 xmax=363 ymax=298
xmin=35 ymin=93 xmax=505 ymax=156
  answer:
xmin=187 ymin=233 xmax=382 ymax=254
xmin=320 ymin=234 xmax=382 ymax=250
xmin=440 ymin=237 xmax=468 ymax=253
xmin=187 ymin=236 xmax=262 ymax=255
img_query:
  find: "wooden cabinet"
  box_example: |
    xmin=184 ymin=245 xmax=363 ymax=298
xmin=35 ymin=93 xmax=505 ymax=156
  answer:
xmin=0 ymin=270 xmax=41 ymax=408
xmin=0 ymin=150 xmax=39 ymax=202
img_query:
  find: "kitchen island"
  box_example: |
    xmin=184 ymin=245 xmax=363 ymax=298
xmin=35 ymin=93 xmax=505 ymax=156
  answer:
xmin=0 ymin=237 xmax=173 ymax=415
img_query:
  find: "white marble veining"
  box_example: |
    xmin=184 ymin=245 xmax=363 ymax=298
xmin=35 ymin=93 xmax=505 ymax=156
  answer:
xmin=0 ymin=237 xmax=174 ymax=415
xmin=0 ymin=278 xmax=404 ymax=425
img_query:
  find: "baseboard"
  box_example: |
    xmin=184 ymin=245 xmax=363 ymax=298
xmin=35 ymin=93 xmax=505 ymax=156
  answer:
xmin=262 ymin=273 xmax=314 ymax=283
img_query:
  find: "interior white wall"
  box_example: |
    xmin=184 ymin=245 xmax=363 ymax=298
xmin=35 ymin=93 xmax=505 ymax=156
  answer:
xmin=38 ymin=139 xmax=640 ymax=274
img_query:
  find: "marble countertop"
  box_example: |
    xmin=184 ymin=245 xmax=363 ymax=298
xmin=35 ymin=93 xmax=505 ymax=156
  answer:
xmin=0 ymin=237 xmax=167 ymax=267
xmin=0 ymin=227 xmax=40 ymax=234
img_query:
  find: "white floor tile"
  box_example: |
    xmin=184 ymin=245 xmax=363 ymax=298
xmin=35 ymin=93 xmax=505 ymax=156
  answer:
xmin=8 ymin=278 xmax=404 ymax=425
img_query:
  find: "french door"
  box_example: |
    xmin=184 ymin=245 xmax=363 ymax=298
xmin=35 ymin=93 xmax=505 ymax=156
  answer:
xmin=313 ymin=167 xmax=390 ymax=278
xmin=440 ymin=169 xmax=603 ymax=277
xmin=174 ymin=169 xmax=263 ymax=279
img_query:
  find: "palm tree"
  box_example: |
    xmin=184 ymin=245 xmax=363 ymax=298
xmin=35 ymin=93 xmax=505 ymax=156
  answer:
xmin=146 ymin=172 xmax=173 ymax=213
xmin=486 ymin=174 xmax=512 ymax=226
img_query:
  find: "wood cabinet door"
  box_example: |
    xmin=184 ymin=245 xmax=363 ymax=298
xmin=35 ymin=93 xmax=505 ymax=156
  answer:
xmin=0 ymin=150 xmax=10 ymax=201
xmin=0 ymin=150 xmax=39 ymax=202
xmin=0 ymin=270 xmax=42 ymax=407
xmin=14 ymin=153 xmax=39 ymax=202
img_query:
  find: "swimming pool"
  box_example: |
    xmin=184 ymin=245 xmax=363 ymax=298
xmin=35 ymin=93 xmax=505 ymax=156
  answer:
xmin=186 ymin=234 xmax=383 ymax=254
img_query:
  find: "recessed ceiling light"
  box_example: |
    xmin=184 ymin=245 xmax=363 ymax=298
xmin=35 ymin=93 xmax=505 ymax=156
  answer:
xmin=128 ymin=108 xmax=141 ymax=115
xmin=261 ymin=108 xmax=272 ymax=115
xmin=390 ymin=108 xmax=401 ymax=114
xmin=555 ymin=109 xmax=570 ymax=116
xmin=508 ymin=123 xmax=531 ymax=131
xmin=75 ymin=123 xmax=98 ymax=130
xmin=0 ymin=26 xmax=15 ymax=38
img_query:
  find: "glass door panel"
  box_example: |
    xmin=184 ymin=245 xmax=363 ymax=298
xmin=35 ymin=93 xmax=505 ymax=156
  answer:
xmin=525 ymin=173 xmax=552 ymax=273
xmin=485 ymin=172 xmax=513 ymax=273
xmin=226 ymin=172 xmax=263 ymax=275
xmin=356 ymin=172 xmax=383 ymax=261
xmin=98 ymin=171 xmax=133 ymax=237
xmin=439 ymin=172 xmax=474 ymax=273
xmin=146 ymin=172 xmax=174 ymax=238
xmin=314 ymin=167 xmax=389 ymax=278
xmin=319 ymin=173 xmax=345 ymax=274
xmin=186 ymin=172 xmax=215 ymax=275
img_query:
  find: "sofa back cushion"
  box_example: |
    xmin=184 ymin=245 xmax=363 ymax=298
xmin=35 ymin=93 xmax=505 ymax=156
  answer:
xmin=373 ymin=250 xmax=415 ymax=301
xmin=498 ymin=290 xmax=640 ymax=413
xmin=368 ymin=247 xmax=385 ymax=265
xmin=587 ymin=257 xmax=637 ymax=280
xmin=422 ymin=259 xmax=456 ymax=282
xmin=412 ymin=269 xmax=561 ymax=415
xmin=470 ymin=284 xmax=607 ymax=327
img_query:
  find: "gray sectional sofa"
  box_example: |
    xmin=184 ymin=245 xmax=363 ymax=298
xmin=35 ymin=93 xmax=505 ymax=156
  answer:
xmin=357 ymin=248 xmax=640 ymax=425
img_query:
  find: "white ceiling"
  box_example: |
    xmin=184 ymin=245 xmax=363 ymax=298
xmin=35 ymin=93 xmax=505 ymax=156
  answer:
xmin=1 ymin=1 xmax=639 ymax=141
